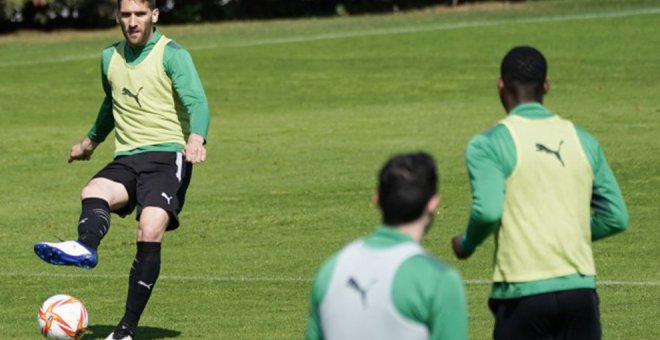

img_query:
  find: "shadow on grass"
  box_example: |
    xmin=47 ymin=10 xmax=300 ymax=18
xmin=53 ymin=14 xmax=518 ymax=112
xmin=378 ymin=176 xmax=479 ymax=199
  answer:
xmin=85 ymin=324 xmax=181 ymax=339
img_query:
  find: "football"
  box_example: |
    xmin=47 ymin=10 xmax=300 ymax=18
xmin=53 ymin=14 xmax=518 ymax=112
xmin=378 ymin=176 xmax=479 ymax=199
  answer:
xmin=37 ymin=294 xmax=88 ymax=339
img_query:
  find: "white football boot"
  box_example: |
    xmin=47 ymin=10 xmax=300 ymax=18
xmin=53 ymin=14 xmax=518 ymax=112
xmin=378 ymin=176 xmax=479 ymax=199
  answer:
xmin=34 ymin=240 xmax=98 ymax=269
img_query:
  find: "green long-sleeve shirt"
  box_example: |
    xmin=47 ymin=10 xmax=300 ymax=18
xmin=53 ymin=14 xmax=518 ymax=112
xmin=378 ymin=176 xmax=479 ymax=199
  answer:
xmin=87 ymin=28 xmax=210 ymax=156
xmin=307 ymin=227 xmax=468 ymax=340
xmin=461 ymin=103 xmax=629 ymax=299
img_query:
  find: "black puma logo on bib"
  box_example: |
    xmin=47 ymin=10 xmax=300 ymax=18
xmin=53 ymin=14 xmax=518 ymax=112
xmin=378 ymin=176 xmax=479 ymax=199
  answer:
xmin=122 ymin=87 xmax=144 ymax=108
xmin=347 ymin=277 xmax=377 ymax=307
xmin=536 ymin=141 xmax=564 ymax=167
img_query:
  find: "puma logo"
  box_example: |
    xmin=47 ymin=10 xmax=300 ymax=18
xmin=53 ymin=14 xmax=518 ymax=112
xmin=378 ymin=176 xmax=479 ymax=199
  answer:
xmin=347 ymin=277 xmax=376 ymax=307
xmin=138 ymin=281 xmax=154 ymax=290
xmin=122 ymin=87 xmax=143 ymax=108
xmin=78 ymin=218 xmax=88 ymax=225
xmin=161 ymin=192 xmax=173 ymax=205
xmin=536 ymin=141 xmax=564 ymax=167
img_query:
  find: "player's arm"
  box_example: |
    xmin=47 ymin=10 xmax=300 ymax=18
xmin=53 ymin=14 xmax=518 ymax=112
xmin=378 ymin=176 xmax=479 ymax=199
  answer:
xmin=71 ymin=51 xmax=115 ymax=163
xmin=305 ymin=254 xmax=338 ymax=340
xmin=453 ymin=133 xmax=507 ymax=259
xmin=590 ymin=152 xmax=628 ymax=239
xmin=305 ymin=266 xmax=327 ymax=340
xmin=429 ymin=269 xmax=468 ymax=340
xmin=305 ymin=278 xmax=324 ymax=340
xmin=68 ymin=136 xmax=99 ymax=163
xmin=164 ymin=42 xmax=210 ymax=164
xmin=393 ymin=257 xmax=468 ymax=340
xmin=577 ymin=128 xmax=629 ymax=240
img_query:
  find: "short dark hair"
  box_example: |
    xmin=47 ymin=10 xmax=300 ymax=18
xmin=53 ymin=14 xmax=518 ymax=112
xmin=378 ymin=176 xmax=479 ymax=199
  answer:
xmin=500 ymin=46 xmax=547 ymax=96
xmin=378 ymin=152 xmax=438 ymax=226
xmin=117 ymin=0 xmax=157 ymax=9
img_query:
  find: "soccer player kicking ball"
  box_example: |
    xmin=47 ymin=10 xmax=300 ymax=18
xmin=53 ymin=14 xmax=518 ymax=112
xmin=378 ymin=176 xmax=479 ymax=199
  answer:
xmin=34 ymin=1 xmax=210 ymax=339
xmin=451 ymin=46 xmax=629 ymax=340
xmin=306 ymin=153 xmax=468 ymax=340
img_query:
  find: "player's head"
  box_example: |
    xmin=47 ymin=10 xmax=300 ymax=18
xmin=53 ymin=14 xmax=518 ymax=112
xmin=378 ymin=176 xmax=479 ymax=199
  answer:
xmin=116 ymin=0 xmax=159 ymax=48
xmin=117 ymin=0 xmax=156 ymax=9
xmin=498 ymin=46 xmax=549 ymax=111
xmin=376 ymin=152 xmax=438 ymax=229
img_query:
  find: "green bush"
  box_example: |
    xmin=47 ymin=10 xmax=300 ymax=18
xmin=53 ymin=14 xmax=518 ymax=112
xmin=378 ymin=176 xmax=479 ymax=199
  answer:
xmin=17 ymin=0 xmax=115 ymax=29
xmin=158 ymin=0 xmax=339 ymax=23
xmin=0 ymin=0 xmax=22 ymax=31
xmin=74 ymin=0 xmax=115 ymax=27
xmin=0 ymin=0 xmax=525 ymax=31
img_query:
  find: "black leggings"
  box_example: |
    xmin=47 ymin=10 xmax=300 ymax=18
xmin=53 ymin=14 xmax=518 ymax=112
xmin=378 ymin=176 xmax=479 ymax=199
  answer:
xmin=489 ymin=289 xmax=601 ymax=340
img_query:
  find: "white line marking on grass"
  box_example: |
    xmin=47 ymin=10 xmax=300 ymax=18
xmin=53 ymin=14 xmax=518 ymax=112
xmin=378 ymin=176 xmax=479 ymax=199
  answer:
xmin=596 ymin=280 xmax=660 ymax=287
xmin=0 ymin=53 xmax=99 ymax=68
xmin=3 ymin=272 xmax=314 ymax=283
xmin=193 ymin=7 xmax=660 ymax=50
xmin=465 ymin=279 xmax=660 ymax=287
xmin=1 ymin=7 xmax=660 ymax=68
xmin=4 ymin=272 xmax=659 ymax=286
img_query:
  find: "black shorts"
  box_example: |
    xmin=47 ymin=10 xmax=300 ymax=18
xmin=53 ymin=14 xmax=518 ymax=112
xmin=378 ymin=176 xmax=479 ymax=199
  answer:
xmin=489 ymin=289 xmax=601 ymax=340
xmin=92 ymin=151 xmax=193 ymax=231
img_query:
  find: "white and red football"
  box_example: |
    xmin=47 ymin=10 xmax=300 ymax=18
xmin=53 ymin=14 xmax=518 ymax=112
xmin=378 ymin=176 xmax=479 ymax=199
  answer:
xmin=37 ymin=294 xmax=88 ymax=339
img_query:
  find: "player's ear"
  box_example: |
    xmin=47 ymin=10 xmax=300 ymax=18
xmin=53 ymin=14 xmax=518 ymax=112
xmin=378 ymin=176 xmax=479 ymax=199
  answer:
xmin=497 ymin=78 xmax=505 ymax=91
xmin=372 ymin=192 xmax=379 ymax=207
xmin=426 ymin=194 xmax=440 ymax=215
xmin=543 ymin=79 xmax=550 ymax=94
xmin=151 ymin=8 xmax=159 ymax=24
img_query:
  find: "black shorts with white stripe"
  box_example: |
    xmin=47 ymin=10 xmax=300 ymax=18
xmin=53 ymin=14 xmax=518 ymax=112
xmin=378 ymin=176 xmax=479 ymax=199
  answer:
xmin=92 ymin=151 xmax=193 ymax=230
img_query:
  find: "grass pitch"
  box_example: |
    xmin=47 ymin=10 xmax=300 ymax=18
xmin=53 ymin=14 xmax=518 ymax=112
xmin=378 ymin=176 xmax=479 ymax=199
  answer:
xmin=1 ymin=0 xmax=659 ymax=338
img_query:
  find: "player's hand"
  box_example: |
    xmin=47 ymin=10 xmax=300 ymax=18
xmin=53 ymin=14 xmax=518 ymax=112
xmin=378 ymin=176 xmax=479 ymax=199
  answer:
xmin=184 ymin=134 xmax=206 ymax=164
xmin=68 ymin=137 xmax=97 ymax=163
xmin=451 ymin=234 xmax=472 ymax=260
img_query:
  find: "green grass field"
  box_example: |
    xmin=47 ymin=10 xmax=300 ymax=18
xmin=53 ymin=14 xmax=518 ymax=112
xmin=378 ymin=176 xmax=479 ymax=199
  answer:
xmin=1 ymin=0 xmax=659 ymax=338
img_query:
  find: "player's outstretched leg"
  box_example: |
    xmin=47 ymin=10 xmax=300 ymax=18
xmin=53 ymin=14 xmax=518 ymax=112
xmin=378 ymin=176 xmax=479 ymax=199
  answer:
xmin=34 ymin=198 xmax=110 ymax=269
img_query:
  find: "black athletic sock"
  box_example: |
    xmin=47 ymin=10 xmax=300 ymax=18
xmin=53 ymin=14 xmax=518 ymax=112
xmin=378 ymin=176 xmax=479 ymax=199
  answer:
xmin=119 ymin=242 xmax=161 ymax=334
xmin=76 ymin=198 xmax=111 ymax=250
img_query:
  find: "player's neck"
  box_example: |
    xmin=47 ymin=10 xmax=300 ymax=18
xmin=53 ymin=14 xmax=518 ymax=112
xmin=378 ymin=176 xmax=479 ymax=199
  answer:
xmin=505 ymin=98 xmax=543 ymax=113
xmin=395 ymin=218 xmax=428 ymax=243
xmin=501 ymin=87 xmax=544 ymax=113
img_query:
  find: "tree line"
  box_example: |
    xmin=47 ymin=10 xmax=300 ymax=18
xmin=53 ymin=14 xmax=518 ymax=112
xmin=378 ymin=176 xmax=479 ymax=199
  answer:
xmin=1 ymin=0 xmax=513 ymax=32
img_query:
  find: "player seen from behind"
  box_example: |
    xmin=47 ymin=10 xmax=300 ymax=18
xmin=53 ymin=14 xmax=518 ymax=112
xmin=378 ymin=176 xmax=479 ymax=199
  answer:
xmin=307 ymin=152 xmax=468 ymax=340
xmin=451 ymin=46 xmax=629 ymax=340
